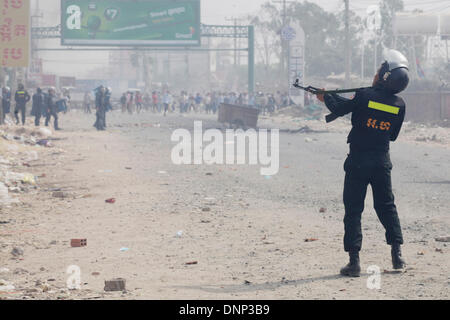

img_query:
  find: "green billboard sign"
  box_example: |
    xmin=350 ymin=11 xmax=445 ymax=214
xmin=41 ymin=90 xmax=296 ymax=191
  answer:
xmin=61 ymin=0 xmax=201 ymax=46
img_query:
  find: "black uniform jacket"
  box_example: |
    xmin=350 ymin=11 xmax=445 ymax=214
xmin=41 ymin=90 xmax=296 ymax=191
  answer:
xmin=324 ymin=87 xmax=406 ymax=153
xmin=15 ymin=90 xmax=31 ymax=107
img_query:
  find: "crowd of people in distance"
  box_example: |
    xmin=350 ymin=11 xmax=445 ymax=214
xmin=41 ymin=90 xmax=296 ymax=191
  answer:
xmin=103 ymin=90 xmax=305 ymax=116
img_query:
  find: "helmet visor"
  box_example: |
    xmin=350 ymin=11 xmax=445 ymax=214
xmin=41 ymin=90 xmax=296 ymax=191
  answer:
xmin=383 ymin=49 xmax=409 ymax=71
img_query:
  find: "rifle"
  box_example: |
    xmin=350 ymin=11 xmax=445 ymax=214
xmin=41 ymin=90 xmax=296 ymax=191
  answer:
xmin=292 ymin=79 xmax=372 ymax=123
xmin=293 ymin=79 xmax=371 ymax=95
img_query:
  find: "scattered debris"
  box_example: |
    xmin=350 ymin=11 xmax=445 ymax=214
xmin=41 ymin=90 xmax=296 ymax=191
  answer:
xmin=0 ymin=279 xmax=15 ymax=291
xmin=71 ymin=239 xmax=87 ymax=247
xmin=304 ymin=238 xmax=319 ymax=242
xmin=435 ymin=236 xmax=450 ymax=243
xmin=105 ymin=198 xmax=116 ymax=204
xmin=319 ymin=207 xmax=327 ymax=213
xmin=104 ymin=278 xmax=126 ymax=292
xmin=185 ymin=261 xmax=198 ymax=265
xmin=11 ymin=247 xmax=24 ymax=257
xmin=13 ymin=268 xmax=28 ymax=275
xmin=383 ymin=270 xmax=403 ymax=274
xmin=52 ymin=191 xmax=69 ymax=199
xmin=37 ymin=139 xmax=52 ymax=147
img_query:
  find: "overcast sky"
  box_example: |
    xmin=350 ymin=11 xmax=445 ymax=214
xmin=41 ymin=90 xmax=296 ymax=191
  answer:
xmin=33 ymin=0 xmax=450 ymax=78
xmin=36 ymin=0 xmax=450 ymax=25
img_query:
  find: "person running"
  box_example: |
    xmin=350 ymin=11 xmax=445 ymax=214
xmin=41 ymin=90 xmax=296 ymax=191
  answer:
xmin=120 ymin=93 xmax=127 ymax=113
xmin=84 ymin=91 xmax=92 ymax=114
xmin=135 ymin=91 xmax=143 ymax=113
xmin=162 ymin=91 xmax=172 ymax=116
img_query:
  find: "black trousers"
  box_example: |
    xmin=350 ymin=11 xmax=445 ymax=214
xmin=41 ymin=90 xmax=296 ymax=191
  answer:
xmin=14 ymin=104 xmax=26 ymax=125
xmin=45 ymin=109 xmax=59 ymax=129
xmin=34 ymin=112 xmax=41 ymax=126
xmin=95 ymin=108 xmax=106 ymax=130
xmin=343 ymin=151 xmax=403 ymax=252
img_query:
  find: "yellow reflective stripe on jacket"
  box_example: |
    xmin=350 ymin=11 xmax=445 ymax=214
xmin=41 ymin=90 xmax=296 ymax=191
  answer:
xmin=17 ymin=91 xmax=25 ymax=94
xmin=368 ymin=101 xmax=400 ymax=115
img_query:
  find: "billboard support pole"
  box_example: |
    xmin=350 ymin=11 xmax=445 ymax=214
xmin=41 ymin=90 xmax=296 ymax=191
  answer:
xmin=248 ymin=25 xmax=255 ymax=94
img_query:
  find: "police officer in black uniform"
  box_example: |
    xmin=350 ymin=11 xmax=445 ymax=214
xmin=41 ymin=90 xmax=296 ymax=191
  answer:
xmin=14 ymin=83 xmax=31 ymax=125
xmin=94 ymin=86 xmax=106 ymax=131
xmin=316 ymin=53 xmax=409 ymax=277
xmin=32 ymin=87 xmax=45 ymax=126
xmin=45 ymin=87 xmax=60 ymax=130
xmin=1 ymin=86 xmax=11 ymax=124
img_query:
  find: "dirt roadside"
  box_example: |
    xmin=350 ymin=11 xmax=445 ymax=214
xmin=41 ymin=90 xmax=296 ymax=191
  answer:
xmin=0 ymin=111 xmax=449 ymax=300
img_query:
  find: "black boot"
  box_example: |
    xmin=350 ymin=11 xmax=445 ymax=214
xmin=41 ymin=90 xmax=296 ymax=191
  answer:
xmin=340 ymin=251 xmax=361 ymax=277
xmin=391 ymin=243 xmax=406 ymax=269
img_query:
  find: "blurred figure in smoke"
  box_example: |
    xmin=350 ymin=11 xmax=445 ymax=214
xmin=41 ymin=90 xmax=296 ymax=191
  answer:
xmin=45 ymin=87 xmax=60 ymax=130
xmin=62 ymin=88 xmax=71 ymax=113
xmin=105 ymin=87 xmax=112 ymax=116
xmin=178 ymin=91 xmax=186 ymax=113
xmin=94 ymin=85 xmax=106 ymax=131
xmin=144 ymin=92 xmax=151 ymax=111
xmin=194 ymin=93 xmax=202 ymax=113
xmin=14 ymin=83 xmax=31 ymax=125
xmin=162 ymin=91 xmax=172 ymax=116
xmin=84 ymin=91 xmax=92 ymax=114
xmin=135 ymin=90 xmax=143 ymax=113
xmin=267 ymin=94 xmax=276 ymax=114
xmin=1 ymin=86 xmax=11 ymax=124
xmin=32 ymin=87 xmax=45 ymax=126
xmin=127 ymin=91 xmax=134 ymax=114
xmin=204 ymin=93 xmax=212 ymax=114
xmin=151 ymin=91 xmax=158 ymax=113
xmin=120 ymin=93 xmax=127 ymax=113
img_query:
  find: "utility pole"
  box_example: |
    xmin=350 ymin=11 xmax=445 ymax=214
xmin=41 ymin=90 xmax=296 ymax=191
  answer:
xmin=225 ymin=17 xmax=238 ymax=66
xmin=273 ymin=0 xmax=287 ymax=77
xmin=273 ymin=0 xmax=296 ymax=84
xmin=225 ymin=17 xmax=246 ymax=66
xmin=344 ymin=0 xmax=351 ymax=87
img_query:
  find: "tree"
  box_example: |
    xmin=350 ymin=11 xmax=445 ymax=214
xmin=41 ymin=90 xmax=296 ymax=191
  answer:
xmin=289 ymin=1 xmax=363 ymax=77
xmin=248 ymin=3 xmax=282 ymax=75
xmin=379 ymin=0 xmax=404 ymax=47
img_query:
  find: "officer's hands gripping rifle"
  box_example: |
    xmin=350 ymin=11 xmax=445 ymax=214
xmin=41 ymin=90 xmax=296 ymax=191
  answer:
xmin=293 ymin=79 xmax=372 ymax=123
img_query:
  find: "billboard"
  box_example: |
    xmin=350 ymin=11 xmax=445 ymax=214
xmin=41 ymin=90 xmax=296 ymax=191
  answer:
xmin=61 ymin=0 xmax=201 ymax=46
xmin=0 ymin=0 xmax=30 ymax=67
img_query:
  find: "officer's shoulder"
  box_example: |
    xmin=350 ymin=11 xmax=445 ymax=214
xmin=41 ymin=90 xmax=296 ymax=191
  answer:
xmin=355 ymin=87 xmax=373 ymax=97
xmin=392 ymin=94 xmax=406 ymax=109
